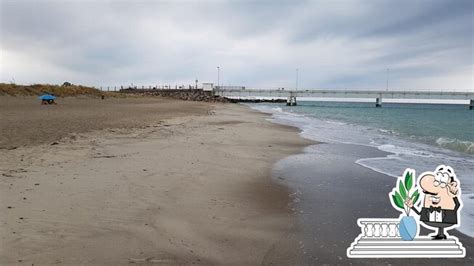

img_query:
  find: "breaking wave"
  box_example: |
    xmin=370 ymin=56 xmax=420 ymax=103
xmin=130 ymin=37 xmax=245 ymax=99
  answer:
xmin=435 ymin=137 xmax=474 ymax=154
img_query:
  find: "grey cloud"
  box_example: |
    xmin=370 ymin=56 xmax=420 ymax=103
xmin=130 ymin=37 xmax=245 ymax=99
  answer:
xmin=361 ymin=0 xmax=472 ymax=38
xmin=0 ymin=0 xmax=472 ymax=90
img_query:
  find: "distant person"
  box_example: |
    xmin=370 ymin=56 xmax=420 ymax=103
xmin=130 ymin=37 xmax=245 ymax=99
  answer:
xmin=41 ymin=99 xmax=56 ymax=105
xmin=49 ymin=94 xmax=57 ymax=104
xmin=39 ymin=93 xmax=57 ymax=105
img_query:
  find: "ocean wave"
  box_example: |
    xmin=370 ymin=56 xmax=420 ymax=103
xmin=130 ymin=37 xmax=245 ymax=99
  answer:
xmin=435 ymin=137 xmax=474 ymax=154
xmin=376 ymin=144 xmax=435 ymax=158
xmin=250 ymin=103 xmax=474 ymax=237
xmin=325 ymin=120 xmax=347 ymax=125
xmin=377 ymin=128 xmax=399 ymax=135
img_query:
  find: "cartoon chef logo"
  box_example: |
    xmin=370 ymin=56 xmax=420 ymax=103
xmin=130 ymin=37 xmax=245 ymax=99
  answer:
xmin=347 ymin=165 xmax=465 ymax=258
xmin=405 ymin=165 xmax=462 ymax=239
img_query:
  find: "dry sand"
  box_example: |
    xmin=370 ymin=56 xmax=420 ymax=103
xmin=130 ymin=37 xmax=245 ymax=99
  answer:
xmin=0 ymin=96 xmax=312 ymax=264
xmin=0 ymin=96 xmax=212 ymax=149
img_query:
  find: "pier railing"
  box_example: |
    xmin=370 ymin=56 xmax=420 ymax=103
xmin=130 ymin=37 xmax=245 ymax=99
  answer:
xmin=214 ymin=88 xmax=474 ymax=100
xmin=214 ymin=88 xmax=474 ymax=108
xmin=95 ymin=84 xmax=201 ymax=92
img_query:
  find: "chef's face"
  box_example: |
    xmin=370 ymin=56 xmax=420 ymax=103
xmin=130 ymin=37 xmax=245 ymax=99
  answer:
xmin=419 ymin=166 xmax=457 ymax=210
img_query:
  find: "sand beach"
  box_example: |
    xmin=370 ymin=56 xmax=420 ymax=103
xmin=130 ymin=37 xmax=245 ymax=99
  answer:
xmin=1 ymin=96 xmax=472 ymax=265
xmin=2 ymin=0 xmax=472 ymax=264
xmin=0 ymin=96 xmax=311 ymax=264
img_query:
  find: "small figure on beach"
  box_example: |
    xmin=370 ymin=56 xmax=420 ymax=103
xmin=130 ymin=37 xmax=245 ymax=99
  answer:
xmin=39 ymin=94 xmax=57 ymax=105
xmin=405 ymin=165 xmax=462 ymax=240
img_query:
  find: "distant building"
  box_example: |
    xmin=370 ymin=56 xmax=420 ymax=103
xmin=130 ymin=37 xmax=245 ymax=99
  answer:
xmin=202 ymin=83 xmax=214 ymax=91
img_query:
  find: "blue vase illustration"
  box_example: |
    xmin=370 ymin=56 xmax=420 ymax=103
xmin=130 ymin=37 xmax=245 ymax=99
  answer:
xmin=399 ymin=216 xmax=417 ymax=241
xmin=389 ymin=169 xmax=421 ymax=241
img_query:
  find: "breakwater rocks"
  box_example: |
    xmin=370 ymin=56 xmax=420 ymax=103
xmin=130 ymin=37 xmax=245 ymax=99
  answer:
xmin=231 ymin=98 xmax=287 ymax=103
xmin=120 ymin=88 xmax=287 ymax=104
xmin=120 ymin=88 xmax=230 ymax=103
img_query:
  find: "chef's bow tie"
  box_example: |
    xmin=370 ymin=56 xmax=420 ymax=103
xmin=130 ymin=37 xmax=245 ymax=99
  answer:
xmin=429 ymin=206 xmax=442 ymax=213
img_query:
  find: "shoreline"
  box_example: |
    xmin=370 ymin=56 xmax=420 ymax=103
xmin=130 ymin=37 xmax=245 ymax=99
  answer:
xmin=0 ymin=97 xmax=312 ymax=264
xmin=273 ymin=142 xmax=473 ymax=264
xmin=250 ymin=102 xmax=473 ymax=238
xmin=255 ymin=107 xmax=474 ymax=264
xmin=2 ymin=96 xmax=470 ymax=264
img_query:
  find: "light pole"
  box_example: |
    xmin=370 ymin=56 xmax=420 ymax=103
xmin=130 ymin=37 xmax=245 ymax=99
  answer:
xmin=296 ymin=68 xmax=300 ymax=90
xmin=217 ymin=66 xmax=220 ymax=88
xmin=296 ymin=68 xmax=299 ymax=90
xmin=386 ymin=68 xmax=389 ymax=91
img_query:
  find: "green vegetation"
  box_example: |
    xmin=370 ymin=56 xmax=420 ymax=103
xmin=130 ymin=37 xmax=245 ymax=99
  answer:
xmin=390 ymin=170 xmax=420 ymax=215
xmin=0 ymin=83 xmax=112 ymax=97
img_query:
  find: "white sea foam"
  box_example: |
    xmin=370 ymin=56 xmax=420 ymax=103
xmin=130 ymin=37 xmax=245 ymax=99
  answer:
xmin=436 ymin=137 xmax=474 ymax=154
xmin=249 ymin=104 xmax=474 ymax=237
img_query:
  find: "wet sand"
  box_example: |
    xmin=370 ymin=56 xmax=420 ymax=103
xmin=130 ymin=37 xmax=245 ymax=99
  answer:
xmin=0 ymin=97 xmax=312 ymax=264
xmin=274 ymin=143 xmax=473 ymax=265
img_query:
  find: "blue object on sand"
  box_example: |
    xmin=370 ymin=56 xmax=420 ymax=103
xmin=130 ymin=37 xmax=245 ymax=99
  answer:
xmin=39 ymin=94 xmax=56 ymax=100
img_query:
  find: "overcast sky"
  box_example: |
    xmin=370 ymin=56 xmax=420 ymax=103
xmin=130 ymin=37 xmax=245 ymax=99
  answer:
xmin=1 ymin=0 xmax=472 ymax=90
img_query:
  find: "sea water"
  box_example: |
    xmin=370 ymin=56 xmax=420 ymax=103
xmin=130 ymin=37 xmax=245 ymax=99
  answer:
xmin=250 ymin=101 xmax=473 ymax=237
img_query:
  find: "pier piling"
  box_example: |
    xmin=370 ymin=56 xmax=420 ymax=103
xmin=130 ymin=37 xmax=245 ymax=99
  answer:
xmin=286 ymin=96 xmax=297 ymax=106
xmin=376 ymin=96 xmax=382 ymax=108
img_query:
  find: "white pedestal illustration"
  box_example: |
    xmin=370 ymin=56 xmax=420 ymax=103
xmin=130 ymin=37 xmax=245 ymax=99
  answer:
xmin=347 ymin=218 xmax=466 ymax=258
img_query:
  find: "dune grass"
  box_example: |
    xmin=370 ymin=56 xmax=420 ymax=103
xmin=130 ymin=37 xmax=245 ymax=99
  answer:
xmin=0 ymin=83 xmax=118 ymax=97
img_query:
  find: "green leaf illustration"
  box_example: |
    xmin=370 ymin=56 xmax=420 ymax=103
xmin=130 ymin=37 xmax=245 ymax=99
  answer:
xmin=405 ymin=171 xmax=413 ymax=191
xmin=412 ymin=190 xmax=420 ymax=205
xmin=399 ymin=180 xmax=407 ymax=200
xmin=392 ymin=192 xmax=404 ymax=209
